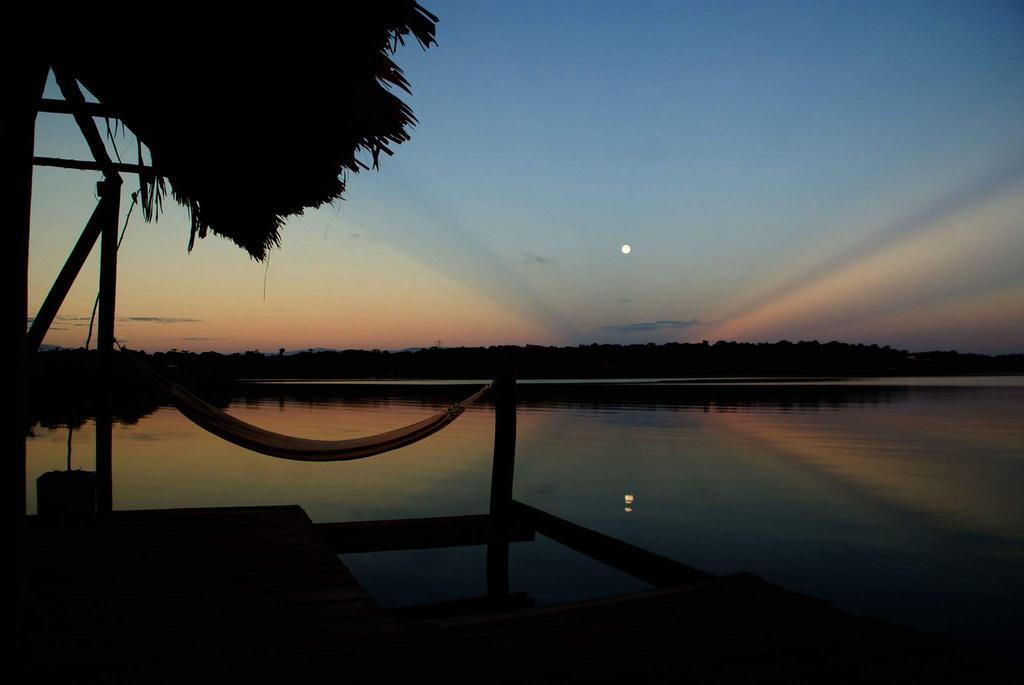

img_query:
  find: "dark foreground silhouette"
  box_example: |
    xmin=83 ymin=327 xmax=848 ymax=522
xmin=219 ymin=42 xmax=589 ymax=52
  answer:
xmin=22 ymin=504 xmax=1013 ymax=683
xmin=22 ymin=378 xmax=1015 ymax=683
xmin=22 ymin=380 xmax=1016 ymax=683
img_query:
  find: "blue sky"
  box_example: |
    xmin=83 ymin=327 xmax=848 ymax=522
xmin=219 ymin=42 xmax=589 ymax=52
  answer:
xmin=29 ymin=0 xmax=1024 ymax=353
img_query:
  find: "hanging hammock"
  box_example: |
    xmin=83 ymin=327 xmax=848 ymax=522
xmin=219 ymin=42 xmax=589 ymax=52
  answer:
xmin=121 ymin=349 xmax=491 ymax=462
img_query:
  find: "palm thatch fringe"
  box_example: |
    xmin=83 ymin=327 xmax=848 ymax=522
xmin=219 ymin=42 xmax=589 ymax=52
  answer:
xmin=49 ymin=2 xmax=438 ymax=261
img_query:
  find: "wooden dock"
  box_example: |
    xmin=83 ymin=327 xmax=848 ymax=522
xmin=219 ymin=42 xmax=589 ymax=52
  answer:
xmin=18 ymin=504 xmax=1010 ymax=683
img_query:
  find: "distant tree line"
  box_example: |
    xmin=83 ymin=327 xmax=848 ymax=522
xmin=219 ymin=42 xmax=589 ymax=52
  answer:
xmin=25 ymin=340 xmax=1023 ymax=429
xmin=33 ymin=340 xmax=1024 ymax=384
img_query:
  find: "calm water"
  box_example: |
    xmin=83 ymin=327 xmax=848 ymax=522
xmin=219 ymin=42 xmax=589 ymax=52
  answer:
xmin=26 ymin=377 xmax=1024 ymax=658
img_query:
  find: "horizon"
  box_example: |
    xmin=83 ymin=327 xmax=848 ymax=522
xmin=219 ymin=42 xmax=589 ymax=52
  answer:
xmin=28 ymin=0 xmax=1024 ymax=355
xmin=36 ymin=336 xmax=1024 ymax=358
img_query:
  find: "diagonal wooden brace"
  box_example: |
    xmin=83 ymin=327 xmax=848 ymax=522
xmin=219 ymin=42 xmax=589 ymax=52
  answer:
xmin=26 ymin=186 xmax=119 ymax=352
xmin=52 ymin=68 xmax=117 ymax=179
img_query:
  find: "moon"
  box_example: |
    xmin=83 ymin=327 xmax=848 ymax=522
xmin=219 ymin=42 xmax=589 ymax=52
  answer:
xmin=621 ymin=244 xmax=631 ymax=255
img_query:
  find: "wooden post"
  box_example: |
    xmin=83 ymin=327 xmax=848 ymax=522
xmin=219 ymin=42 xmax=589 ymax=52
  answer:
xmin=487 ymin=375 xmax=516 ymax=597
xmin=95 ymin=178 xmax=121 ymax=514
xmin=48 ymin=70 xmax=124 ymax=514
xmin=9 ymin=64 xmax=49 ymax=601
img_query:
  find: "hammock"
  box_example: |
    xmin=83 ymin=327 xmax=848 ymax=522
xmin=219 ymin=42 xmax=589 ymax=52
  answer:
xmin=122 ymin=349 xmax=492 ymax=462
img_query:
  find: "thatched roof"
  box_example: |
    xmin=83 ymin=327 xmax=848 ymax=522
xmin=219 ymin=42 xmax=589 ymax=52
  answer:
xmin=54 ymin=3 xmax=437 ymax=261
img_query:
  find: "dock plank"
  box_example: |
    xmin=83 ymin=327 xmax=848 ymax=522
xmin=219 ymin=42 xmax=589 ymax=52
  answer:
xmin=20 ymin=506 xmax=394 ymax=676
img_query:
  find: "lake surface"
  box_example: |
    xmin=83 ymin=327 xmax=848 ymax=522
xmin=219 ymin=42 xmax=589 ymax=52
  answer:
xmin=26 ymin=376 xmax=1024 ymax=659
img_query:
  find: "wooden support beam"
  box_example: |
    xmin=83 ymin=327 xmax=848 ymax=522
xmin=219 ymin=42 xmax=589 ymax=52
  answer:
xmin=510 ymin=500 xmax=710 ymax=587
xmin=26 ymin=193 xmax=112 ymax=352
xmin=95 ymin=178 xmax=121 ymax=514
xmin=487 ymin=376 xmax=517 ymax=597
xmin=486 ymin=535 xmax=511 ymax=598
xmin=48 ymin=70 xmax=124 ymax=515
xmin=53 ymin=70 xmax=117 ymax=179
xmin=37 ymin=97 xmax=120 ymax=119
xmin=316 ymin=514 xmax=534 ymax=554
xmin=33 ymin=156 xmax=156 ymax=175
xmin=489 ymin=376 xmax=517 ymax=523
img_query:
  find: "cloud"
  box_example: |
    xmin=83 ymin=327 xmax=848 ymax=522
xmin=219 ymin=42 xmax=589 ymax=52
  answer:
xmin=119 ymin=316 xmax=202 ymax=324
xmin=182 ymin=336 xmax=226 ymax=341
xmin=29 ymin=314 xmax=201 ymax=329
xmin=522 ymin=251 xmax=554 ymax=265
xmin=28 ymin=315 xmax=81 ymax=325
xmin=30 ymin=314 xmax=202 ymax=324
xmin=602 ymin=319 xmax=699 ymax=334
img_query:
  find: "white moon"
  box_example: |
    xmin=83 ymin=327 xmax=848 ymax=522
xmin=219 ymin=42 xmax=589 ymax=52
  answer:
xmin=621 ymin=244 xmax=631 ymax=255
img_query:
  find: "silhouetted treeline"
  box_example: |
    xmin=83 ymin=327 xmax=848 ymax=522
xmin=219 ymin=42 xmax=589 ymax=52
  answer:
xmin=26 ymin=341 xmax=1023 ymax=430
xmin=34 ymin=340 xmax=1024 ymax=384
xmin=145 ymin=340 xmax=1024 ymax=378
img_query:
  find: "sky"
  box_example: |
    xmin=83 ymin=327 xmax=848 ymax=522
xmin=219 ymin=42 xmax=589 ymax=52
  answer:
xmin=29 ymin=0 xmax=1024 ymax=354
